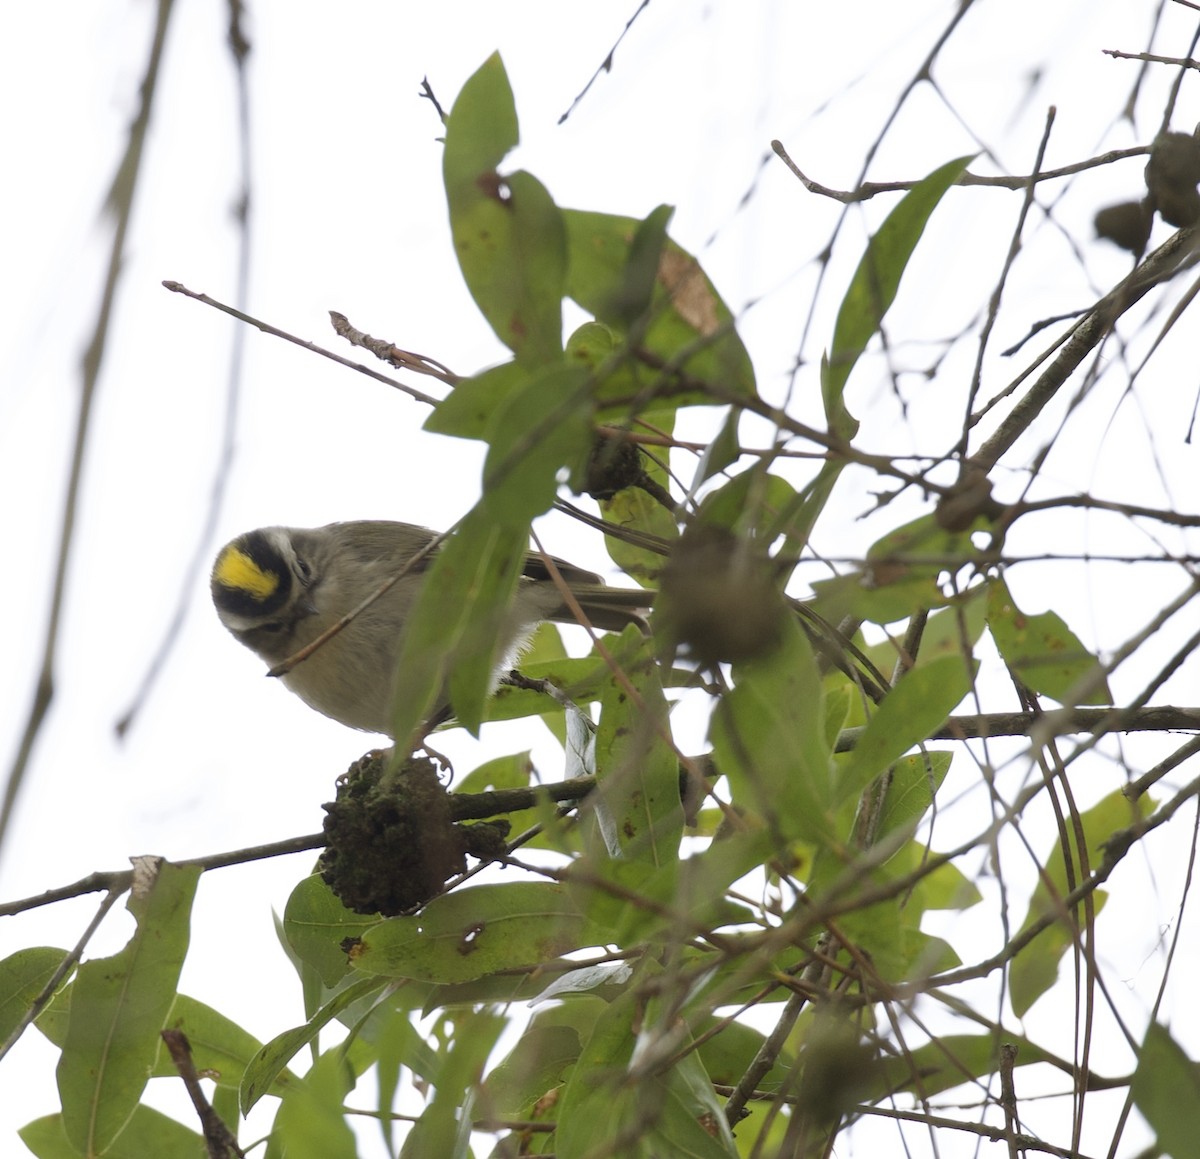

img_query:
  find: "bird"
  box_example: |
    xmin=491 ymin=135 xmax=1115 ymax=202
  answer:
xmin=210 ymin=520 xmax=652 ymax=736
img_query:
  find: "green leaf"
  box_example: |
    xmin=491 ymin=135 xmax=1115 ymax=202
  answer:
xmin=241 ymin=975 xmax=387 ymax=1113
xmin=562 ymin=317 xmax=659 ymax=418
xmin=812 ymin=513 xmax=988 ymax=627
xmin=158 ymin=993 xmax=298 ymax=1093
xmin=856 ymin=589 xmax=987 ymax=677
xmin=401 ymin=1010 xmax=506 ymax=1159
xmin=887 ymin=840 xmax=982 ymax=912
xmin=441 ymin=52 xmax=516 ymax=186
xmin=822 ymin=154 xmax=973 ymax=435
xmin=866 ymin=511 xmax=986 ymax=571
xmin=691 ymin=408 xmax=741 ymax=488
xmin=1010 ymin=788 xmax=1151 ymax=1016
xmin=590 ymin=629 xmax=683 ymax=865
xmin=485 ymin=639 xmax=647 ymax=733
xmin=424 ymin=360 xmax=527 ymax=440
xmin=564 ymin=208 xmax=756 ymax=404
xmin=599 ymin=485 xmax=676 ymax=585
xmin=900 ymin=929 xmax=961 ymax=975
xmin=987 ymin=577 xmax=1112 ymax=705
xmin=695 ymin=465 xmax=799 ymax=543
xmin=350 ymin=882 xmax=591 ymax=983
xmin=386 ymin=510 xmax=528 ymax=742
xmin=21 ymin=1106 xmax=203 ymax=1159
xmin=775 ymin=460 xmax=847 ymax=563
xmin=284 ymin=874 xmax=380 ymax=990
xmin=873 ymin=751 xmax=953 ymax=842
xmin=906 ymin=589 xmax=988 ymax=662
xmin=481 ymin=1023 xmax=582 ymax=1117
xmin=418 ymin=365 xmax=595 ymax=734
xmin=272 ymin=1048 xmax=358 ymax=1159
xmin=455 ymin=750 xmax=534 ymax=796
xmin=1011 ymin=892 xmax=1110 ymax=1020
xmin=610 ymin=830 xmax=771 ymax=944
xmin=871 ymin=1032 xmax=1056 ymax=1103
xmin=605 ymin=203 xmax=676 ymax=327
xmin=836 ymin=655 xmax=972 ymax=805
xmin=273 ymin=906 xmax=325 ymax=1023
xmin=832 ymin=892 xmax=906 ymax=980
xmin=710 ymin=618 xmax=834 ymax=843
xmin=693 ymin=1017 xmax=794 ymax=1090
xmin=56 ymin=861 xmax=199 ymax=1157
xmin=556 ymin=980 xmax=736 ymax=1158
xmin=0 ymin=946 xmax=67 ymax=1046
xmin=481 ymin=363 xmax=593 ymax=520
xmin=1132 ymin=1022 xmax=1200 ymax=1159
xmin=359 ymin=1000 xmax=440 ymax=1084
xmin=443 ymin=54 xmax=565 ymax=367
xmin=437 ymin=524 xmax=530 ymax=733
xmin=371 ymin=1008 xmax=416 ymax=1157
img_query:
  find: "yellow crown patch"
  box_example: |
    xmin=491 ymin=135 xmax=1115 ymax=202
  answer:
xmin=214 ymin=546 xmax=280 ymax=599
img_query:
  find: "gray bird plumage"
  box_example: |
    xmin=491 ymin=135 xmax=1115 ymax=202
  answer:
xmin=210 ymin=520 xmax=651 ymax=736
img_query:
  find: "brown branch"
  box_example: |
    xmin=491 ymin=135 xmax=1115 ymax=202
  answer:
xmin=328 ymin=311 xmax=461 ymax=384
xmin=835 ymin=705 xmax=1200 ymax=751
xmin=161 ymin=281 xmax=441 ymax=406
xmin=711 ymin=1086 xmax=1101 ymax=1158
xmin=960 ymin=106 xmax=1057 ymax=453
xmin=6 ymin=704 xmax=1197 ymax=919
xmin=927 ymin=766 xmax=1200 ymax=992
xmin=447 ymin=775 xmax=597 ymax=820
xmin=0 ymin=833 xmax=324 ymax=918
xmin=771 ymin=139 xmax=1149 ymax=204
xmin=1014 ymin=494 xmax=1200 ymax=528
xmin=1103 ymin=48 xmax=1200 ymax=68
xmin=417 ymin=76 xmax=447 ymax=124
xmin=161 ymin=1029 xmax=245 ymax=1158
xmin=970 ymin=222 xmax=1200 ymax=472
xmin=0 ymin=887 xmax=125 ymax=1062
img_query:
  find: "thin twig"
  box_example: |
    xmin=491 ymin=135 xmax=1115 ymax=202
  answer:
xmin=328 ymin=311 xmax=461 ymax=384
xmin=417 ymin=76 xmax=447 ymax=123
xmin=771 ymin=139 xmax=1148 ymax=204
xmin=161 ymin=1029 xmax=246 ymax=1158
xmin=0 ymin=887 xmax=125 ymax=1062
xmin=115 ymin=0 xmax=257 ymax=740
xmin=0 ymin=833 xmax=324 ymax=918
xmin=0 ymin=0 xmax=176 ymax=862
xmin=161 ymin=281 xmax=441 ymax=406
xmin=1103 ymin=48 xmax=1200 ymax=68
xmin=558 ymin=0 xmax=652 ymax=124
xmin=960 ymin=106 xmax=1057 ymax=453
xmin=970 ymin=222 xmax=1200 ymax=473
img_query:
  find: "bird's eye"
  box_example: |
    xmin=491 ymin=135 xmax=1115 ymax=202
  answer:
xmin=294 ymin=557 xmax=313 ymax=584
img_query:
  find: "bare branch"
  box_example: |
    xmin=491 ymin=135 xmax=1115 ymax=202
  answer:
xmin=162 ymin=281 xmax=441 ymax=406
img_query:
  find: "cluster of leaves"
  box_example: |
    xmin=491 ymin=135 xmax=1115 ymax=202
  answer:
xmin=5 ymin=50 xmax=1200 ymax=1159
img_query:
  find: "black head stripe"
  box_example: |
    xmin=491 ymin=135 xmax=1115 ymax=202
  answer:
xmin=211 ymin=531 xmax=294 ymax=618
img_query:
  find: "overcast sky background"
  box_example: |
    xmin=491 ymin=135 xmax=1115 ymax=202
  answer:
xmin=3 ymin=1 xmax=1199 ymax=1154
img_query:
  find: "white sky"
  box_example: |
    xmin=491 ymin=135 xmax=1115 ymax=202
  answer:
xmin=2 ymin=0 xmax=1198 ymax=1154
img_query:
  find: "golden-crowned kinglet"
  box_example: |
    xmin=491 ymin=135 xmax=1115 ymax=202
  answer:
xmin=210 ymin=520 xmax=651 ymax=736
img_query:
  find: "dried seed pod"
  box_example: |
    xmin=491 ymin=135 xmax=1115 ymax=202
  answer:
xmin=657 ymin=524 xmax=787 ymax=665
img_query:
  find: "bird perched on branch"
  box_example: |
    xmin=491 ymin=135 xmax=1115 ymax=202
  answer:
xmin=211 ymin=520 xmax=651 ymax=736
